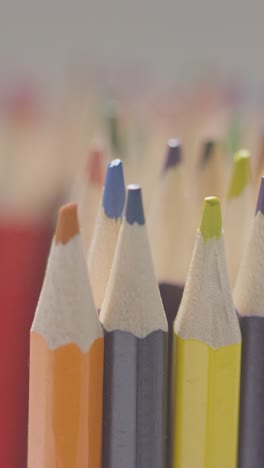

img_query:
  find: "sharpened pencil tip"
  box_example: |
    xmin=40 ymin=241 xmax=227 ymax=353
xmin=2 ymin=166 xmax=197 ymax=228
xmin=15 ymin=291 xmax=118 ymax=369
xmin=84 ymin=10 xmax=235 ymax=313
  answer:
xmin=199 ymin=197 xmax=222 ymax=240
xmin=103 ymin=159 xmax=126 ymax=219
xmin=55 ymin=203 xmax=80 ymax=244
xmin=125 ymin=185 xmax=145 ymax=225
xmin=227 ymin=150 xmax=251 ymax=199
xmin=256 ymin=177 xmax=264 ymax=215
xmin=163 ymin=139 xmax=181 ymax=172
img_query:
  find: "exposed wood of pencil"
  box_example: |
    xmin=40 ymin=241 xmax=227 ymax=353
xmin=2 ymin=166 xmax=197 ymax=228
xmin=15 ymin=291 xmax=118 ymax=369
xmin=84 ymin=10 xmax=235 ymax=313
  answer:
xmin=101 ymin=185 xmax=168 ymax=468
xmin=28 ymin=203 xmax=104 ymax=468
xmin=172 ymin=197 xmax=241 ymax=468
xmin=234 ymin=176 xmax=264 ymax=468
xmin=148 ymin=139 xmax=189 ymax=288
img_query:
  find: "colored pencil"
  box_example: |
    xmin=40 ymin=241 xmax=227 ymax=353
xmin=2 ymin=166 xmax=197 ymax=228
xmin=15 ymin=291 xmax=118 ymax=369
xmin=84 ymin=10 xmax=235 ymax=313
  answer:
xmin=101 ymin=185 xmax=168 ymax=468
xmin=27 ymin=203 xmax=104 ymax=468
xmin=234 ymin=176 xmax=264 ymax=468
xmin=77 ymin=143 xmax=106 ymax=252
xmin=88 ymin=159 xmax=126 ymax=310
xmin=172 ymin=196 xmax=241 ymax=468
xmin=147 ymin=139 xmax=187 ymax=466
xmin=148 ymin=139 xmax=187 ymax=304
xmin=0 ymin=221 xmax=51 ymax=468
xmin=224 ymin=149 xmax=252 ymax=286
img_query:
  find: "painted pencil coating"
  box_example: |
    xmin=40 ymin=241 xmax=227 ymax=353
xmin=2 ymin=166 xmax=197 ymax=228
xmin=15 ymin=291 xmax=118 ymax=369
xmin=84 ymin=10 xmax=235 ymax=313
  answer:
xmin=0 ymin=222 xmax=51 ymax=468
xmin=172 ymin=337 xmax=241 ymax=468
xmin=238 ymin=318 xmax=264 ymax=468
xmin=255 ymin=176 xmax=264 ymax=214
xmin=102 ymin=330 xmax=168 ymax=468
xmin=28 ymin=334 xmax=104 ymax=468
xmin=101 ymin=185 xmax=168 ymax=468
xmin=234 ymin=181 xmax=264 ymax=467
xmin=159 ymin=282 xmax=184 ymax=468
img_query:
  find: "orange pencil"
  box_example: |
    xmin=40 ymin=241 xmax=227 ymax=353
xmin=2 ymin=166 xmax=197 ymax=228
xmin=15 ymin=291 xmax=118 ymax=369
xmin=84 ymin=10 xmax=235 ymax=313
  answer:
xmin=27 ymin=203 xmax=104 ymax=468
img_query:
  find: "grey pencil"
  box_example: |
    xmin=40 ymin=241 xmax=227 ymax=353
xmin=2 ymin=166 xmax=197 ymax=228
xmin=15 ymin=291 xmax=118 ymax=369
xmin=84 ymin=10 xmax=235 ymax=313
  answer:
xmin=101 ymin=184 xmax=168 ymax=468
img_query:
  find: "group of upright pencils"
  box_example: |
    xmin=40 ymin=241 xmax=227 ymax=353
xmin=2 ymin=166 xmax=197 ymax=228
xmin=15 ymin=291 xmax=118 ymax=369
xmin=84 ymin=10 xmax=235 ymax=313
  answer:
xmin=26 ymin=137 xmax=264 ymax=468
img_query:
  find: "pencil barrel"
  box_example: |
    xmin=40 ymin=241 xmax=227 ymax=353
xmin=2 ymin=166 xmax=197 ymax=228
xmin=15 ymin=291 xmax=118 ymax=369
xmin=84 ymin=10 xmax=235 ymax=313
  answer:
xmin=238 ymin=317 xmax=264 ymax=468
xmin=102 ymin=330 xmax=168 ymax=468
xmin=172 ymin=335 xmax=241 ymax=468
xmin=28 ymin=333 xmax=104 ymax=468
xmin=0 ymin=223 xmax=51 ymax=468
xmin=159 ymin=282 xmax=184 ymax=467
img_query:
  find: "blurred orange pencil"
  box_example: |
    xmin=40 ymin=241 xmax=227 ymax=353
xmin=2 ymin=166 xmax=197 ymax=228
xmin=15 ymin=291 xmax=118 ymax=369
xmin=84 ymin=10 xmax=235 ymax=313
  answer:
xmin=27 ymin=203 xmax=104 ymax=468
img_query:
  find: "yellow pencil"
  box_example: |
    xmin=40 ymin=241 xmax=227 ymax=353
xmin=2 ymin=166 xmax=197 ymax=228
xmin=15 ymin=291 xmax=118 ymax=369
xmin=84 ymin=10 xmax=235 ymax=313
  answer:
xmin=171 ymin=197 xmax=241 ymax=468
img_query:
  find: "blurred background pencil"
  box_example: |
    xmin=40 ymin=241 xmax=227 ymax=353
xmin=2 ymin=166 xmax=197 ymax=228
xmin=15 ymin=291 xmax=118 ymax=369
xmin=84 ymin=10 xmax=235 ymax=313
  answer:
xmin=28 ymin=203 xmax=104 ymax=468
xmin=224 ymin=150 xmax=252 ymax=287
xmin=75 ymin=142 xmax=107 ymax=252
xmin=148 ymin=139 xmax=188 ymax=312
xmin=194 ymin=139 xmax=226 ymax=216
xmin=0 ymin=87 xmax=57 ymax=468
xmin=172 ymin=197 xmax=241 ymax=468
xmin=88 ymin=159 xmax=126 ymax=310
xmin=101 ymin=185 xmax=168 ymax=468
xmin=147 ymin=139 xmax=189 ymax=466
xmin=234 ymin=177 xmax=264 ymax=468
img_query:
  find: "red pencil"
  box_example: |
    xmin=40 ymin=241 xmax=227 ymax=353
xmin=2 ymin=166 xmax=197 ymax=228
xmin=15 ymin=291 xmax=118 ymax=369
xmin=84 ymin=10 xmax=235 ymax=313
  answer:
xmin=0 ymin=220 xmax=52 ymax=467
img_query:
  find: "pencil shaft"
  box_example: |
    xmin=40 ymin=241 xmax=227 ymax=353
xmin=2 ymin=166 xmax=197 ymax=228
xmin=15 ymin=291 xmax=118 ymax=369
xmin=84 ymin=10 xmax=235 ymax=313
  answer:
xmin=102 ymin=330 xmax=167 ymax=468
xmin=28 ymin=334 xmax=104 ymax=468
xmin=172 ymin=336 xmax=241 ymax=468
xmin=238 ymin=317 xmax=264 ymax=468
xmin=159 ymin=282 xmax=184 ymax=468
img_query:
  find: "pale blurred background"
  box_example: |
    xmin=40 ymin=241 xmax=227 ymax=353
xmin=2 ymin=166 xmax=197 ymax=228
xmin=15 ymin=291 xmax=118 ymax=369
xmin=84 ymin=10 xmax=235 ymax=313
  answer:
xmin=0 ymin=0 xmax=263 ymax=98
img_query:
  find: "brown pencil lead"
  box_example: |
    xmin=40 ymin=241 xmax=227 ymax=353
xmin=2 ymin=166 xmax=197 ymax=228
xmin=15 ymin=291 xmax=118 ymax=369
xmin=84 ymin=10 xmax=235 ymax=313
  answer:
xmin=55 ymin=203 xmax=80 ymax=244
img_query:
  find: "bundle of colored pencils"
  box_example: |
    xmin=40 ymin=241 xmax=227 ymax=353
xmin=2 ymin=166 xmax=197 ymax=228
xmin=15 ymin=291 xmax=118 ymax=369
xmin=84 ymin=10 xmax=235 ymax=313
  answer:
xmin=2 ymin=78 xmax=264 ymax=468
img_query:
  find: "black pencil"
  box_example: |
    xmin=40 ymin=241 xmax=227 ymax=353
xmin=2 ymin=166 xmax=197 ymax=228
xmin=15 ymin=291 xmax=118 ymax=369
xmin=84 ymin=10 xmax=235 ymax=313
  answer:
xmin=234 ymin=176 xmax=264 ymax=468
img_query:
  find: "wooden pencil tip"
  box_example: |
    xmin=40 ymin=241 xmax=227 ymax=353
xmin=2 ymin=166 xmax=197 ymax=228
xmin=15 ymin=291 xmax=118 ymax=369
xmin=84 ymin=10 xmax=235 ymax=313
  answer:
xmin=227 ymin=149 xmax=251 ymax=199
xmin=103 ymin=159 xmax=126 ymax=219
xmin=55 ymin=203 xmax=80 ymax=244
xmin=163 ymin=138 xmax=181 ymax=172
xmin=199 ymin=197 xmax=222 ymax=240
xmin=125 ymin=185 xmax=145 ymax=225
xmin=256 ymin=176 xmax=264 ymax=215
